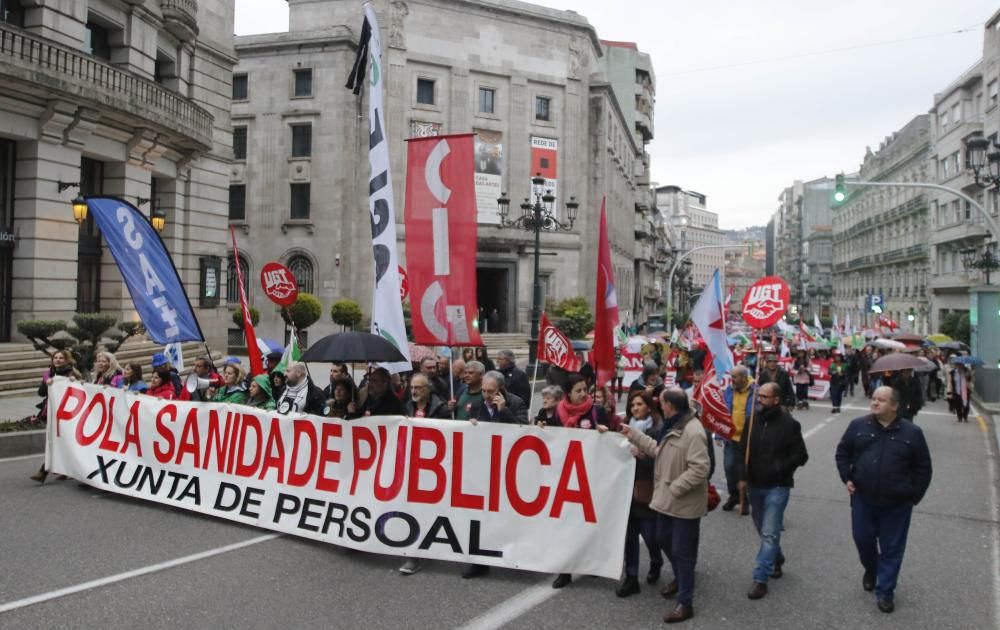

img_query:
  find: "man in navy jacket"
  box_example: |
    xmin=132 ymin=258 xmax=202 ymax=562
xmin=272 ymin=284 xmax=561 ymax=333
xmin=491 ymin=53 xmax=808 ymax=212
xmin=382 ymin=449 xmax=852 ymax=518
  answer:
xmin=835 ymin=386 xmax=932 ymax=614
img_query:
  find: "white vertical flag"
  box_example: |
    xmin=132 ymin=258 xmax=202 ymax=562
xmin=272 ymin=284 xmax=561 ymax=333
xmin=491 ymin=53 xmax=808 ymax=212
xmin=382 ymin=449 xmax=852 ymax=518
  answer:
xmin=347 ymin=3 xmax=411 ymax=373
xmin=163 ymin=343 xmax=183 ymax=370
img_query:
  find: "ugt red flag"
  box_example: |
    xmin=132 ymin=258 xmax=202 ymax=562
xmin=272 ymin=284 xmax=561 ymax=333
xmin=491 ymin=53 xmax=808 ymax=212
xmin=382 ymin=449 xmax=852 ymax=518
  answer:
xmin=538 ymin=312 xmax=581 ymax=372
xmin=693 ymin=350 xmax=736 ymax=440
xmin=404 ymin=133 xmax=483 ymax=347
xmin=230 ymin=229 xmax=264 ymax=376
xmin=592 ymin=199 xmax=619 ymax=387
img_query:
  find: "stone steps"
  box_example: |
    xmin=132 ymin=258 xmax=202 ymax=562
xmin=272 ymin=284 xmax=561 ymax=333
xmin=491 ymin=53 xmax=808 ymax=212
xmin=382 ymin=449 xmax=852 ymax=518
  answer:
xmin=0 ymin=340 xmax=220 ymax=399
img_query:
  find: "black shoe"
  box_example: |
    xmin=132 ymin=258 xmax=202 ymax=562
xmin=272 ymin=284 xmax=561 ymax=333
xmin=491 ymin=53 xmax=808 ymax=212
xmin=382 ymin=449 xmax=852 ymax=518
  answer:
xmin=615 ymin=575 xmax=640 ymax=597
xmin=30 ymin=465 xmax=48 ymax=484
xmin=647 ymin=562 xmax=662 ymax=584
xmin=747 ymin=582 xmax=768 ymax=600
xmin=660 ymin=579 xmax=679 ymax=599
xmin=877 ymin=599 xmax=894 ymax=613
xmin=462 ymin=564 xmax=489 ymax=579
xmin=862 ymin=571 xmax=875 ymax=592
xmin=722 ymin=496 xmax=738 ymax=512
xmin=552 ymin=573 xmax=572 ymax=589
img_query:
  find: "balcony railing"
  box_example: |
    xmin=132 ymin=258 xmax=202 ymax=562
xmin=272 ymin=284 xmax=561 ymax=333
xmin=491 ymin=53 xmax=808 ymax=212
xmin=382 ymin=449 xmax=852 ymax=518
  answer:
xmin=0 ymin=22 xmax=213 ymax=149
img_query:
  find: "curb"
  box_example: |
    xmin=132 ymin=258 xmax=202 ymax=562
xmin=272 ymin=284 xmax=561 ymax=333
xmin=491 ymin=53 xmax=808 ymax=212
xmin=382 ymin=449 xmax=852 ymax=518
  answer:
xmin=0 ymin=429 xmax=44 ymax=458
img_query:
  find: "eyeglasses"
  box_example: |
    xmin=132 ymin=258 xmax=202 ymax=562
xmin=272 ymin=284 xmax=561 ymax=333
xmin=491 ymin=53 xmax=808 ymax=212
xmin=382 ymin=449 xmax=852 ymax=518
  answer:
xmin=410 ymin=385 xmax=428 ymax=390
xmin=759 ymin=394 xmax=778 ymax=399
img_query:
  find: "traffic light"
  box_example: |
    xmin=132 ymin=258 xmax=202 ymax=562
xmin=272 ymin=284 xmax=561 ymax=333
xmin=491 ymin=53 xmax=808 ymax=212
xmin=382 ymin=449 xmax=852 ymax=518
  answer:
xmin=834 ymin=173 xmax=846 ymax=204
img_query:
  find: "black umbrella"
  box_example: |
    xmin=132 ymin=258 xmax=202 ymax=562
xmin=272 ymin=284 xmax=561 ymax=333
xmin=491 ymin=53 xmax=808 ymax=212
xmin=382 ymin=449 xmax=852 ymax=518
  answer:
xmin=938 ymin=341 xmax=969 ymax=351
xmin=300 ymin=331 xmax=406 ymax=363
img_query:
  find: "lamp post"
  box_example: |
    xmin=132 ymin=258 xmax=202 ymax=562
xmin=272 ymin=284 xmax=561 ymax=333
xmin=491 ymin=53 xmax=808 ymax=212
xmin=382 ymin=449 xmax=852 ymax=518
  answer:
xmin=496 ymin=174 xmax=578 ymax=369
xmin=960 ymin=244 xmax=999 ymax=285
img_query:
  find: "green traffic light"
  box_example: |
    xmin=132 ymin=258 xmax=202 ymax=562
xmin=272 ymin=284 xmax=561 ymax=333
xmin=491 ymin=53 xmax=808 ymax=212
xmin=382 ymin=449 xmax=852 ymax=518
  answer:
xmin=834 ymin=191 xmax=846 ymax=203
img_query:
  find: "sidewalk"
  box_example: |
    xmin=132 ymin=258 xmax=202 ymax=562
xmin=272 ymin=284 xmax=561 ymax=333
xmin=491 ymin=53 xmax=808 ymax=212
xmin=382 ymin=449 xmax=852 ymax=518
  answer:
xmin=0 ymin=394 xmax=42 ymax=423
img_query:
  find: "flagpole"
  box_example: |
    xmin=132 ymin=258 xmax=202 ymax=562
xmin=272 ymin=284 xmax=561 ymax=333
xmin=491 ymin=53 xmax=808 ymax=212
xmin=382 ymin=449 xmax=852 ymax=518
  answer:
xmin=448 ymin=352 xmax=456 ymax=419
xmin=527 ymin=360 xmax=540 ymax=421
xmin=741 ymin=329 xmax=764 ymax=516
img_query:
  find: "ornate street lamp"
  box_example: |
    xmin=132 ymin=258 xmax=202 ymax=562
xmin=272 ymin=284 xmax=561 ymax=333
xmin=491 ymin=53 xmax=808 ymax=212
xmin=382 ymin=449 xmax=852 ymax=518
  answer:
xmin=496 ymin=174 xmax=578 ymax=368
xmin=150 ymin=205 xmax=167 ymax=233
xmin=961 ymin=243 xmax=1000 ymax=285
xmin=964 ymin=133 xmax=1000 ymax=189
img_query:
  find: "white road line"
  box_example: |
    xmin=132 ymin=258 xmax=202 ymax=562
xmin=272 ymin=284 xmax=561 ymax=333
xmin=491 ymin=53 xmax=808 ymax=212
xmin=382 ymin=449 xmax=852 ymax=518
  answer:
xmin=455 ymin=411 xmax=845 ymax=630
xmin=454 ymin=579 xmax=560 ymax=630
xmin=0 ymin=533 xmax=281 ymax=615
xmin=0 ymin=453 xmax=43 ymax=464
xmin=810 ymin=403 xmax=954 ymax=418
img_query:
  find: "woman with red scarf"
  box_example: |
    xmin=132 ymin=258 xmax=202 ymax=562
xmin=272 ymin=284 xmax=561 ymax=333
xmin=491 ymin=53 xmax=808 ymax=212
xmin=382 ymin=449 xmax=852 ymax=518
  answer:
xmin=551 ymin=373 xmax=610 ymax=589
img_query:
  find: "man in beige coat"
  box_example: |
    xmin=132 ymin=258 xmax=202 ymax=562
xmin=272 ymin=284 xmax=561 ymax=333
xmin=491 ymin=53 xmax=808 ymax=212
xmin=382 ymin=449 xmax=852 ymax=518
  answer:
xmin=611 ymin=387 xmax=711 ymax=624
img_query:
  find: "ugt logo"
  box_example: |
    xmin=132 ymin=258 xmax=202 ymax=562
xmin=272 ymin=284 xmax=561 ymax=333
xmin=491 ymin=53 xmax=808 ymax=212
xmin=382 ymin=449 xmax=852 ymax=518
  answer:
xmin=744 ymin=283 xmax=785 ymax=321
xmin=263 ymin=268 xmax=296 ymax=301
xmin=543 ymin=327 xmax=569 ymax=364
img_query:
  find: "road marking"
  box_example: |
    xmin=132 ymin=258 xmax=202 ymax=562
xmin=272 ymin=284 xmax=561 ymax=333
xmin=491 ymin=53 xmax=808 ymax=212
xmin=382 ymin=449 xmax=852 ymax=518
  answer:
xmin=0 ymin=453 xmax=43 ymax=464
xmin=810 ymin=403 xmax=955 ymax=418
xmin=978 ymin=415 xmax=988 ymax=433
xmin=978 ymin=413 xmax=1000 ymax=628
xmin=454 ymin=579 xmax=560 ymax=630
xmin=802 ymin=415 xmax=837 ymax=440
xmin=0 ymin=533 xmax=281 ymax=614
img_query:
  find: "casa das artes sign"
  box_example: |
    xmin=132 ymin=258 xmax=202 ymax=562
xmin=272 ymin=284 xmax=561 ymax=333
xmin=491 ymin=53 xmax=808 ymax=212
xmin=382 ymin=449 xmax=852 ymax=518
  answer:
xmin=260 ymin=262 xmax=298 ymax=308
xmin=741 ymin=276 xmax=791 ymax=329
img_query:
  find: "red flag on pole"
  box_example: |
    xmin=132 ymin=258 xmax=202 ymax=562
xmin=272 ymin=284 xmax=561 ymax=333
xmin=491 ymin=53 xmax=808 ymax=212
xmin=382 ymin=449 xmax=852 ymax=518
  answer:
xmin=537 ymin=312 xmax=582 ymax=372
xmin=231 ymin=229 xmax=264 ymax=376
xmin=693 ymin=350 xmax=735 ymax=439
xmin=798 ymin=320 xmax=816 ymax=343
xmin=404 ymin=133 xmax=484 ymax=347
xmin=592 ymin=198 xmax=619 ymax=387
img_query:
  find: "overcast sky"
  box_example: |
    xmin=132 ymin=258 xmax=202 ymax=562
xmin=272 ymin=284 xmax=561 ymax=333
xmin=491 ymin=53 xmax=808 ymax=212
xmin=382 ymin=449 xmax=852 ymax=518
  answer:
xmin=235 ymin=0 xmax=997 ymax=229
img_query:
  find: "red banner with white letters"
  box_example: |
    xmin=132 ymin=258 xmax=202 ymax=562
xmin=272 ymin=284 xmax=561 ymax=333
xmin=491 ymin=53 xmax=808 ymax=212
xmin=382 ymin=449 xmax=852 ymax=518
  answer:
xmin=537 ymin=312 xmax=581 ymax=372
xmin=405 ymin=134 xmax=483 ymax=347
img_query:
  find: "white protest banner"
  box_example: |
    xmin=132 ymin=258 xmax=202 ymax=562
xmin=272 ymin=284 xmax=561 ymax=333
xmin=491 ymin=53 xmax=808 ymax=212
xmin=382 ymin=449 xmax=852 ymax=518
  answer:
xmin=46 ymin=379 xmax=634 ymax=578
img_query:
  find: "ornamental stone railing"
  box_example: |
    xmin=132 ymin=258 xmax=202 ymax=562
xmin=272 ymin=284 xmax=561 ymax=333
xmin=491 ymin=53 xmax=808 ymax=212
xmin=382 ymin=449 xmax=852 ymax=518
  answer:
xmin=0 ymin=22 xmax=213 ymax=150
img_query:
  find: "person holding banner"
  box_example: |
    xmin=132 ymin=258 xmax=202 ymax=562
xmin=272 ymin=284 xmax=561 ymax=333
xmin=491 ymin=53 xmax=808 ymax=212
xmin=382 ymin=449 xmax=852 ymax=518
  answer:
xmin=29 ymin=349 xmax=81 ymax=483
xmin=551 ymin=374 xmax=611 ymax=589
xmin=476 ymin=372 xmax=528 ymax=425
xmin=610 ymin=388 xmax=711 ymax=624
xmin=533 ymin=386 xmax=565 ymax=426
xmin=247 ymin=374 xmax=277 ymax=411
xmin=91 ymin=351 xmax=124 ymax=388
xmin=147 ymin=370 xmax=177 ymax=400
xmin=348 ymin=367 xmax=404 ymax=418
xmin=405 ymin=374 xmax=451 ymax=419
xmin=213 ymin=363 xmax=248 ymax=405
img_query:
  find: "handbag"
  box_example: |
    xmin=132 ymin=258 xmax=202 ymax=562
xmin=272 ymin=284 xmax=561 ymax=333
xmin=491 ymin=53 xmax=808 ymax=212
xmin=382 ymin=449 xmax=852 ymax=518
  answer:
xmin=706 ymin=483 xmax=721 ymax=511
xmin=633 ymin=479 xmax=654 ymax=504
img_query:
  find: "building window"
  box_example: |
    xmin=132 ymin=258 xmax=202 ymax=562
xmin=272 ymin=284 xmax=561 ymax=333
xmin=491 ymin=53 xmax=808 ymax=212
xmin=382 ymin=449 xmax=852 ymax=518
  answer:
xmin=227 ymin=254 xmax=250 ymax=304
xmin=1 ymin=0 xmax=25 ymax=26
xmin=233 ymin=73 xmax=249 ymax=101
xmin=287 ymin=255 xmax=314 ymax=294
xmin=940 ymin=109 xmax=949 ymax=129
xmin=84 ymin=20 xmax=112 ymax=60
xmin=154 ymin=51 xmax=176 ymax=87
xmin=229 ymin=185 xmax=246 ymax=221
xmin=535 ymin=96 xmax=551 ymax=121
xmin=990 ymin=80 xmax=998 ymax=106
xmin=291 ymin=124 xmax=311 ymax=157
xmin=293 ymin=68 xmax=312 ymax=97
xmin=951 ymin=102 xmax=961 ymax=123
xmin=232 ymin=126 xmax=247 ymax=160
xmin=290 ymin=183 xmax=310 ymax=219
xmin=479 ymin=87 xmax=495 ymax=114
xmin=416 ymin=78 xmax=435 ymax=105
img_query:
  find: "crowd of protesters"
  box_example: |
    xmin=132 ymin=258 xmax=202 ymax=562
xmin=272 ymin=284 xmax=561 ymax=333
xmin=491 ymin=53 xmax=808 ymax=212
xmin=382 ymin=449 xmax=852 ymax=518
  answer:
xmin=26 ymin=332 xmax=960 ymax=623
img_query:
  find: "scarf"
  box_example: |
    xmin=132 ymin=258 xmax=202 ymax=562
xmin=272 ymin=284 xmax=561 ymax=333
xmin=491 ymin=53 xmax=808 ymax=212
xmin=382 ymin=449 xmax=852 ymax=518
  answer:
xmin=557 ymin=396 xmax=595 ymax=428
xmin=954 ymin=368 xmax=968 ymax=405
xmin=280 ymin=379 xmax=308 ymax=412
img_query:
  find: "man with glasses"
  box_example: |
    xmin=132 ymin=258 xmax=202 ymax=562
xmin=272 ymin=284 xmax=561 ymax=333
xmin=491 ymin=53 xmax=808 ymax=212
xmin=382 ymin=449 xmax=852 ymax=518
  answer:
xmin=405 ymin=373 xmax=451 ymax=419
xmin=737 ymin=382 xmax=809 ymax=600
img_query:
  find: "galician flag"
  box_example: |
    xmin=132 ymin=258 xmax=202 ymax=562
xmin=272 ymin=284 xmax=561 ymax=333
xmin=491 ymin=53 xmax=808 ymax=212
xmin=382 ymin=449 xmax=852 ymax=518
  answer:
xmin=833 ymin=314 xmax=840 ymax=334
xmin=690 ymin=269 xmax=734 ymax=377
xmin=346 ymin=2 xmax=411 ymax=373
xmin=275 ymin=331 xmax=302 ymax=374
xmin=814 ymin=312 xmax=822 ymax=330
xmin=163 ymin=343 xmax=184 ymax=370
xmin=799 ymin=320 xmax=816 ymax=343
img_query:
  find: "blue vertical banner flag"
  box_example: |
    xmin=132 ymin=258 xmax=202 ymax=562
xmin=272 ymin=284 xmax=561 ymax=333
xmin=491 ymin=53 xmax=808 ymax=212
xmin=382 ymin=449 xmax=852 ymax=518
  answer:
xmin=86 ymin=197 xmax=204 ymax=344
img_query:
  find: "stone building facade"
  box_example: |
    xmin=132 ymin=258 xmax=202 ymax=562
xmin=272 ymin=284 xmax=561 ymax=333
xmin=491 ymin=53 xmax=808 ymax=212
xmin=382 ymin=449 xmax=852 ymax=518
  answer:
xmin=831 ymin=115 xmax=932 ymax=333
xmin=926 ymin=9 xmax=1000 ymax=330
xmin=0 ymin=0 xmax=235 ymax=346
xmin=656 ymin=185 xmax=723 ymax=292
xmin=231 ymin=0 xmax=654 ymax=341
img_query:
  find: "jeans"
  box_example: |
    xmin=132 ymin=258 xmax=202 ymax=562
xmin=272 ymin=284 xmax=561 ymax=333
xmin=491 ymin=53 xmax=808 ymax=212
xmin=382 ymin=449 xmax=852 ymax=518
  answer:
xmin=830 ymin=384 xmax=843 ymax=408
xmin=851 ymin=496 xmax=913 ymax=602
xmin=624 ymin=513 xmax=661 ymax=577
xmin=748 ymin=486 xmax=791 ymax=583
xmin=723 ymin=440 xmax=740 ymax=497
xmin=656 ymin=514 xmax=701 ymax=607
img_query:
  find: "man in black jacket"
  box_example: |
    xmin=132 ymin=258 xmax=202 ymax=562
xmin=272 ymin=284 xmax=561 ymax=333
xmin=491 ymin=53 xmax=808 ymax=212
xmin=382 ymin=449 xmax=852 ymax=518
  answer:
xmin=405 ymin=374 xmax=451 ymax=419
xmin=349 ymin=367 xmax=405 ymax=418
xmin=835 ymin=386 xmax=932 ymax=614
xmin=756 ymin=355 xmax=795 ymax=409
xmin=495 ymin=349 xmax=531 ymax=404
xmin=475 ymin=371 xmax=528 ymax=424
xmin=890 ymin=369 xmax=923 ymax=421
xmin=737 ymin=383 xmax=808 ymax=601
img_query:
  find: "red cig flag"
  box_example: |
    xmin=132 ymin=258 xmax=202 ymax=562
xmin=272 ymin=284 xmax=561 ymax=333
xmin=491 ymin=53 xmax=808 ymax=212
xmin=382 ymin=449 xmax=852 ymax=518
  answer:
xmin=537 ymin=312 xmax=582 ymax=372
xmin=404 ymin=133 xmax=483 ymax=347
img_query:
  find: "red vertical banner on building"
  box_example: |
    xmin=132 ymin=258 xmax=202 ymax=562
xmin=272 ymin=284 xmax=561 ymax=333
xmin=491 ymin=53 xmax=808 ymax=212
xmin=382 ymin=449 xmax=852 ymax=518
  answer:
xmin=404 ymin=134 xmax=484 ymax=347
xmin=592 ymin=198 xmax=619 ymax=388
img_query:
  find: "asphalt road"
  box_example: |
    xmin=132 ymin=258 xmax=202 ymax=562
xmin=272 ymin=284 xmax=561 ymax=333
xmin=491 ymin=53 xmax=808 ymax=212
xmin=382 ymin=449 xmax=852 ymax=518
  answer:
xmin=1 ymin=391 xmax=997 ymax=630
